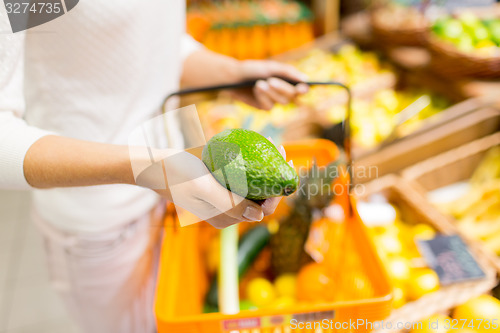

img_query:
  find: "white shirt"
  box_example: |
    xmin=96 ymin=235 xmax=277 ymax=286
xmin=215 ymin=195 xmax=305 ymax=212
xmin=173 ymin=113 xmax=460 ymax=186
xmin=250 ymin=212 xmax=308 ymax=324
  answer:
xmin=0 ymin=1 xmax=200 ymax=232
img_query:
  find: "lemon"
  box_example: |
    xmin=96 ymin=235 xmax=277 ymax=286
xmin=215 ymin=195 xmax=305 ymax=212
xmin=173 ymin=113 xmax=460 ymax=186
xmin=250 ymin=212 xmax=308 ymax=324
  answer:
xmin=374 ymin=89 xmax=399 ymax=111
xmin=452 ymin=329 xmax=477 ymax=333
xmin=246 ymin=278 xmax=276 ymax=307
xmin=386 ymin=257 xmax=411 ymax=283
xmin=392 ymin=286 xmax=406 ymax=308
xmin=476 ymin=40 xmax=496 ymax=49
xmin=377 ymin=233 xmax=404 ymax=255
xmin=412 ymin=224 xmax=436 ymax=240
xmin=274 ymin=274 xmax=297 ymax=298
xmin=407 ymin=268 xmax=440 ymax=301
xmin=266 ymin=296 xmax=296 ymax=309
xmin=453 ymin=295 xmax=500 ymax=333
xmin=410 ymin=314 xmax=451 ymax=333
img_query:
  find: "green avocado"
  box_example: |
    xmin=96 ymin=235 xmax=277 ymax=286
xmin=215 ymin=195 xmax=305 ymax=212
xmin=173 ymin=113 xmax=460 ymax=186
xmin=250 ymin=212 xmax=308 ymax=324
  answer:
xmin=202 ymin=129 xmax=299 ymax=200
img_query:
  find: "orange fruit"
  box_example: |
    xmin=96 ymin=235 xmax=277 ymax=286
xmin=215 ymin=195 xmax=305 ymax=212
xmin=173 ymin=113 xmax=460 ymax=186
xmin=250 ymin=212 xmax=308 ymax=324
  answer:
xmin=296 ymin=263 xmax=331 ymax=302
xmin=453 ymin=295 xmax=500 ymax=333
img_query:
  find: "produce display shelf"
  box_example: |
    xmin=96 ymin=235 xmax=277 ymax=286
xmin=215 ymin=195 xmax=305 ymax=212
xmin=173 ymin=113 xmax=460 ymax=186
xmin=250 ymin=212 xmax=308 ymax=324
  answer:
xmin=402 ymin=132 xmax=500 ymax=274
xmin=361 ymin=175 xmax=498 ymax=333
xmin=355 ymin=107 xmax=500 ymax=183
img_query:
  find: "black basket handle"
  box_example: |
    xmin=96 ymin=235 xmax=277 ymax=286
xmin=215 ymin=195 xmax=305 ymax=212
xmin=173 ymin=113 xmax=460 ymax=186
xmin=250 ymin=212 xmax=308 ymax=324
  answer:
xmin=161 ymin=78 xmax=352 ymax=167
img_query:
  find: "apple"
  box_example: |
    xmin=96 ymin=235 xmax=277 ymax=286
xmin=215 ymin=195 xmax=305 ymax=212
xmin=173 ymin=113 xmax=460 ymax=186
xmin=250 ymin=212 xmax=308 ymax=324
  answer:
xmin=441 ymin=19 xmax=464 ymax=40
xmin=487 ymin=21 xmax=500 ymax=45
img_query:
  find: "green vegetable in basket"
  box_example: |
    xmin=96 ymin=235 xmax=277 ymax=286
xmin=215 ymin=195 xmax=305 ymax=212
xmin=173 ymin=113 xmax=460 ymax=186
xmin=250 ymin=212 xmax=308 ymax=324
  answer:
xmin=205 ymin=225 xmax=271 ymax=309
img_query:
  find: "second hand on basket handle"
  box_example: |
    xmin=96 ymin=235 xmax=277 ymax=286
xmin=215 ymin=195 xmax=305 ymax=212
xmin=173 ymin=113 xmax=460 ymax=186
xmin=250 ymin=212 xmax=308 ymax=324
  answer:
xmin=162 ymin=78 xmax=353 ymax=173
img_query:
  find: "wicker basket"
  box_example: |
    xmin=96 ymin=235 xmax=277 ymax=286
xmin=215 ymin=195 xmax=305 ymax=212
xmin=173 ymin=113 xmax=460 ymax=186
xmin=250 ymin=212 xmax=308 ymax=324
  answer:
xmin=361 ymin=175 xmax=498 ymax=333
xmin=371 ymin=9 xmax=428 ymax=47
xmin=428 ymin=35 xmax=500 ymax=79
xmin=402 ymin=132 xmax=500 ymax=274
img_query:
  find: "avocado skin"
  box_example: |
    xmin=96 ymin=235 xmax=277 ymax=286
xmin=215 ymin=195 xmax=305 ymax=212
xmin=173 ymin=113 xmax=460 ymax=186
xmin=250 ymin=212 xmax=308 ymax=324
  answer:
xmin=202 ymin=129 xmax=299 ymax=200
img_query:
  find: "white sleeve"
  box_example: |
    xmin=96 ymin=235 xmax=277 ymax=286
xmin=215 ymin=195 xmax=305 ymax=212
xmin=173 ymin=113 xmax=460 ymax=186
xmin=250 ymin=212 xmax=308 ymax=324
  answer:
xmin=0 ymin=10 xmax=53 ymax=190
xmin=180 ymin=33 xmax=203 ymax=62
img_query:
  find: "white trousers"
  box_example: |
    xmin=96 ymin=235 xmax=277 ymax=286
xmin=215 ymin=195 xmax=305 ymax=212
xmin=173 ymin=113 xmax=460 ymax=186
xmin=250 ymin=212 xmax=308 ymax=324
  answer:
xmin=33 ymin=204 xmax=165 ymax=333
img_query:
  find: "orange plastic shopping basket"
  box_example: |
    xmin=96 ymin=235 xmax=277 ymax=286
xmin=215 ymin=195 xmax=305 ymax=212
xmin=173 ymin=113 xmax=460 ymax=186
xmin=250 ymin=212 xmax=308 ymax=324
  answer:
xmin=154 ymin=81 xmax=393 ymax=333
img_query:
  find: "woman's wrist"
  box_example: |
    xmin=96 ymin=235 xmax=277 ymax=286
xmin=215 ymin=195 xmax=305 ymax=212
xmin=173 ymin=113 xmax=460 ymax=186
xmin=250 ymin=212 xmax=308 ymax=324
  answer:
xmin=181 ymin=49 xmax=243 ymax=87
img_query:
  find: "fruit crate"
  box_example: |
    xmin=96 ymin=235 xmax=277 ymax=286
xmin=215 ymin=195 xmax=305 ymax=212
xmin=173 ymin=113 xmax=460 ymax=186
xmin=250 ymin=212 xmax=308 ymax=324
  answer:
xmin=360 ymin=175 xmax=498 ymax=333
xmin=402 ymin=132 xmax=500 ymax=274
xmin=355 ymin=107 xmax=500 ymax=183
xmin=331 ymin=94 xmax=489 ymax=162
xmin=272 ymin=34 xmax=398 ymax=102
xmin=370 ymin=7 xmax=428 ymax=48
xmin=154 ymin=139 xmax=393 ymax=333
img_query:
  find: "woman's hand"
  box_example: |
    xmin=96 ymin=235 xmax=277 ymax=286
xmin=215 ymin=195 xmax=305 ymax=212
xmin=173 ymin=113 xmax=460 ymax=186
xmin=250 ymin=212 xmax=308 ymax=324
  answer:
xmin=232 ymin=60 xmax=309 ymax=110
xmin=133 ymin=147 xmax=287 ymax=229
xmin=181 ymin=49 xmax=309 ymax=110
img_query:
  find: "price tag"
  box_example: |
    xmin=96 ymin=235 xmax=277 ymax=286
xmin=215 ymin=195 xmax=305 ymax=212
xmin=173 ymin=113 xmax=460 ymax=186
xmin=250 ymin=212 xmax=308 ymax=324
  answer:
xmin=221 ymin=310 xmax=335 ymax=331
xmin=417 ymin=235 xmax=486 ymax=285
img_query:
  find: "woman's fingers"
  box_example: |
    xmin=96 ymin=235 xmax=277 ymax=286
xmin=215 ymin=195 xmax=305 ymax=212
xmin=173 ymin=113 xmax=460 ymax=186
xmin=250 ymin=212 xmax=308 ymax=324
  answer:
xmin=231 ymin=91 xmax=262 ymax=109
xmin=254 ymin=80 xmax=275 ymax=110
xmin=268 ymin=77 xmax=297 ymax=100
xmin=205 ymin=213 xmax=244 ymax=229
xmin=260 ymin=196 xmax=282 ymax=216
xmin=264 ymin=61 xmax=308 ymax=82
xmin=261 ymin=61 xmax=309 ymax=98
xmin=200 ymin=173 xmax=265 ymax=220
xmin=278 ymin=145 xmax=286 ymax=160
xmin=240 ymin=60 xmax=310 ymax=110
xmin=266 ymin=136 xmax=287 ymax=161
xmin=256 ymin=78 xmax=306 ymax=106
xmin=256 ymin=78 xmax=308 ymax=109
xmin=295 ymin=83 xmax=309 ymax=94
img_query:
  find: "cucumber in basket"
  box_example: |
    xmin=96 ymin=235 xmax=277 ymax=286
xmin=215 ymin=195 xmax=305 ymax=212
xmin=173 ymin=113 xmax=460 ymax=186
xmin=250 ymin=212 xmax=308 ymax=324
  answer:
xmin=205 ymin=225 xmax=271 ymax=310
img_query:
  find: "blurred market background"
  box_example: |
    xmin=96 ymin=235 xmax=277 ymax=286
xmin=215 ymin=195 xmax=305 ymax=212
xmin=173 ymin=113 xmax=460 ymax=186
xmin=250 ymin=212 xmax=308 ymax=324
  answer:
xmin=2 ymin=1 xmax=500 ymax=333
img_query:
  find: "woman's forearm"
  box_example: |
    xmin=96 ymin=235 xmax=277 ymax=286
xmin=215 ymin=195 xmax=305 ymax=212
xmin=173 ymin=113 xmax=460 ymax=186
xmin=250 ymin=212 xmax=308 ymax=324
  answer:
xmin=180 ymin=49 xmax=308 ymax=111
xmin=24 ymin=135 xmax=135 ymax=188
xmin=181 ymin=49 xmax=242 ymax=88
